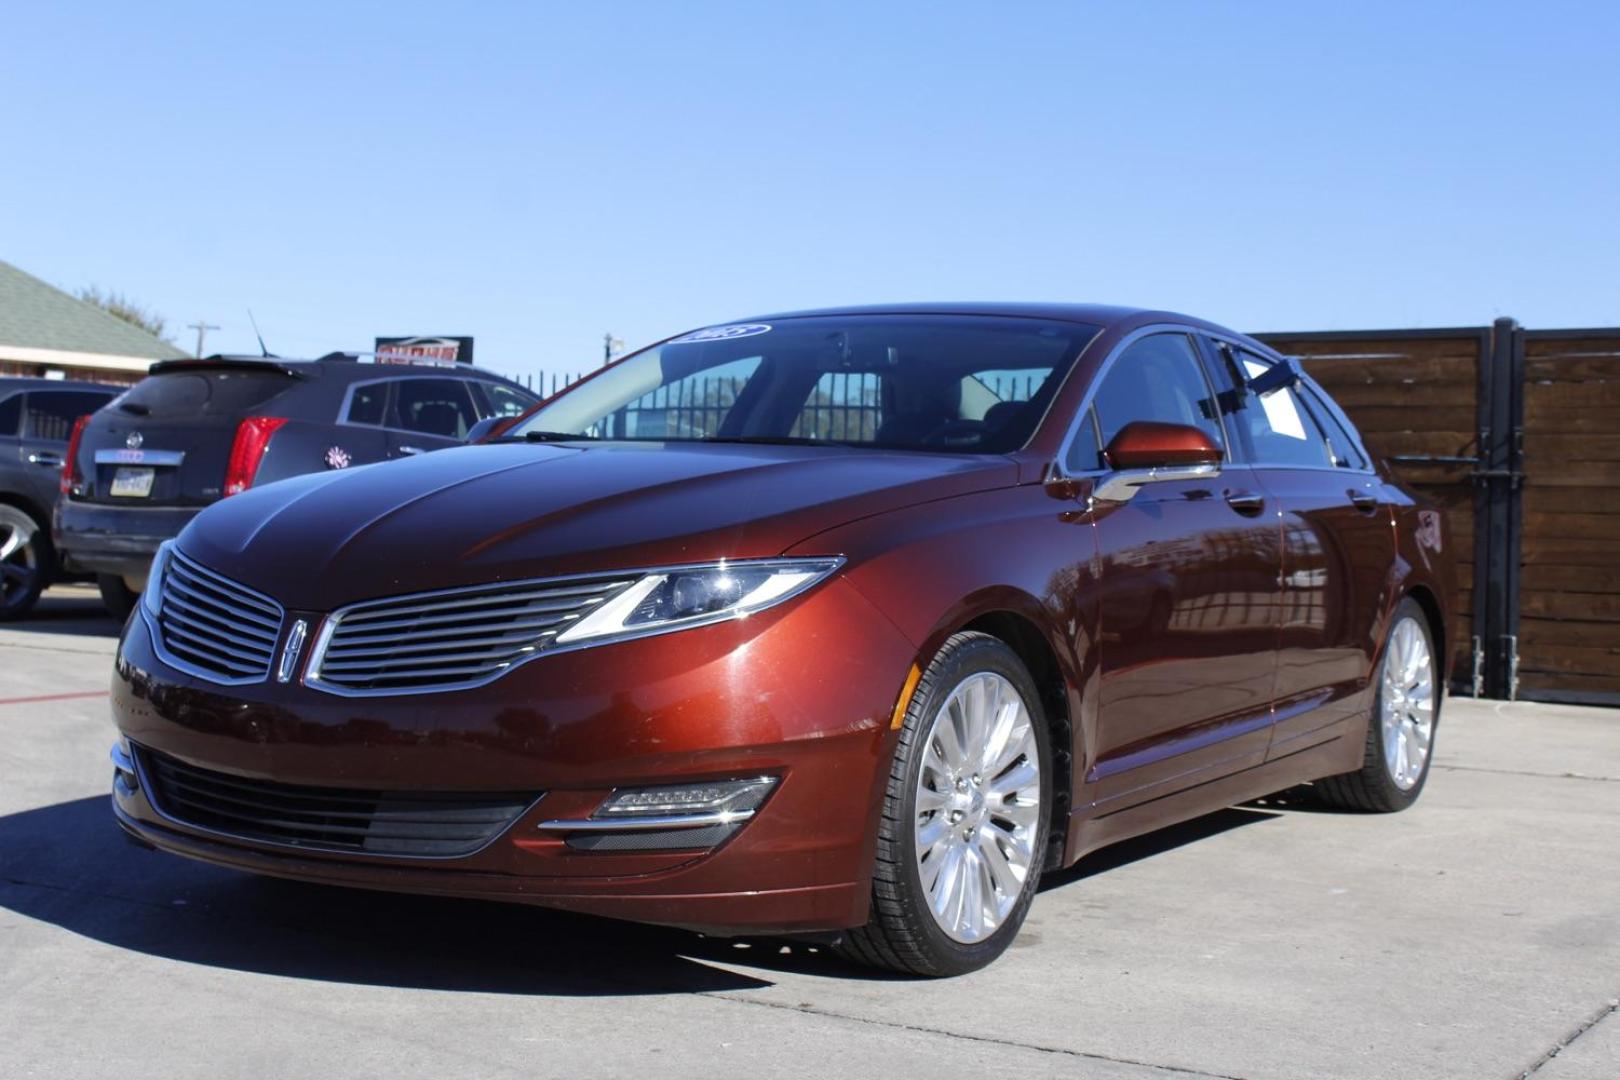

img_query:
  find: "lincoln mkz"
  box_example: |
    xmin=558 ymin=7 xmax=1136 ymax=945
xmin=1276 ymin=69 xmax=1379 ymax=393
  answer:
xmin=108 ymin=304 xmax=1453 ymax=975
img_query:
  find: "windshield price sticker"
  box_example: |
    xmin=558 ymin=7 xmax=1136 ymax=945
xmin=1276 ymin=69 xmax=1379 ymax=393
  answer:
xmin=669 ymin=324 xmax=772 ymax=344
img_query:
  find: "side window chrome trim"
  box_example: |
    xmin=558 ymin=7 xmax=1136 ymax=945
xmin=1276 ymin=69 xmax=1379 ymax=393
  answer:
xmin=1051 ymin=323 xmax=1232 ymax=480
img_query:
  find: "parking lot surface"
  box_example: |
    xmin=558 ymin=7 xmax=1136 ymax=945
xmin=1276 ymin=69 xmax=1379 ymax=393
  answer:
xmin=2 ymin=586 xmax=1616 ymax=1080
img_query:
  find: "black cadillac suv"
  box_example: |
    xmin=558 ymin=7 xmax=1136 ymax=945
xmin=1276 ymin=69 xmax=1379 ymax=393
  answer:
xmin=55 ymin=353 xmax=538 ymax=617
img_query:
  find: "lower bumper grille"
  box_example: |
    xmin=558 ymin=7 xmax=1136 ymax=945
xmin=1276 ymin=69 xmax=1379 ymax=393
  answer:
xmin=136 ymin=746 xmax=537 ymax=857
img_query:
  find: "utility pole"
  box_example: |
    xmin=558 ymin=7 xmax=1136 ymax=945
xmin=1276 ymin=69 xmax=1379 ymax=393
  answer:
xmin=187 ymin=320 xmax=220 ymax=358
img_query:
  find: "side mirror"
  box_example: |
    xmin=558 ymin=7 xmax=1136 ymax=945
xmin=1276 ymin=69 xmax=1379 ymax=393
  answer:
xmin=1103 ymin=421 xmax=1223 ymax=470
xmin=465 ymin=416 xmax=508 ymax=444
xmin=1094 ymin=421 xmax=1222 ymax=503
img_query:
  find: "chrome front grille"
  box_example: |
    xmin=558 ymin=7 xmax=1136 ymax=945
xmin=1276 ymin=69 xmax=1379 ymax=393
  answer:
xmin=137 ymin=746 xmax=536 ymax=857
xmin=156 ymin=550 xmax=284 ymax=683
xmin=308 ymin=575 xmax=635 ymax=694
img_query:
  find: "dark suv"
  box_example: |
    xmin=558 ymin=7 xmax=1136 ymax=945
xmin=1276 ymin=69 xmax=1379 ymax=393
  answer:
xmin=0 ymin=378 xmax=121 ymax=618
xmin=55 ymin=353 xmax=538 ymax=616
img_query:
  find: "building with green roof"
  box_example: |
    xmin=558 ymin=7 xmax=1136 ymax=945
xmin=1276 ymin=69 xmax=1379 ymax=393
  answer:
xmin=0 ymin=259 xmax=185 ymax=384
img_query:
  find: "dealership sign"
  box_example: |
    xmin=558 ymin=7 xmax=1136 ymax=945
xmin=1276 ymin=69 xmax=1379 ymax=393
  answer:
xmin=374 ymin=335 xmax=474 ymax=366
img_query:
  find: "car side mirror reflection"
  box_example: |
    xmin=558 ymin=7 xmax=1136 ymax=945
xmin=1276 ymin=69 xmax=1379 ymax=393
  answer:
xmin=1094 ymin=421 xmax=1222 ymax=503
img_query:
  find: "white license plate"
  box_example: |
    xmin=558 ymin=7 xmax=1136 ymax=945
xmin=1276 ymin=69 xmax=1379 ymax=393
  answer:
xmin=109 ymin=467 xmax=155 ymax=498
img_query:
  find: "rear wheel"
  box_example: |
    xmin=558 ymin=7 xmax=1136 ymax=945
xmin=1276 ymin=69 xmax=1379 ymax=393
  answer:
xmin=97 ymin=573 xmax=139 ymax=622
xmin=1315 ymin=597 xmax=1438 ymax=812
xmin=839 ymin=632 xmax=1051 ymax=976
xmin=0 ymin=505 xmax=52 ymax=620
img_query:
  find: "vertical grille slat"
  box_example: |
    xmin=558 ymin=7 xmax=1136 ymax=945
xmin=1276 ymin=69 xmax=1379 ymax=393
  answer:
xmin=137 ymin=746 xmax=538 ymax=857
xmin=308 ymin=576 xmax=634 ymax=694
xmin=155 ymin=551 xmax=284 ymax=682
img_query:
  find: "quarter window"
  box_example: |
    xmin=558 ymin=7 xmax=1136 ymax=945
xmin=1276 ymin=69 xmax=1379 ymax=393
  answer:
xmin=1090 ymin=333 xmax=1225 ymax=455
xmin=393 ymin=378 xmax=478 ymax=439
xmin=481 ymin=382 xmax=537 ymax=418
xmin=346 ymin=383 xmax=389 ymax=425
xmin=0 ymin=394 xmax=19 ymax=437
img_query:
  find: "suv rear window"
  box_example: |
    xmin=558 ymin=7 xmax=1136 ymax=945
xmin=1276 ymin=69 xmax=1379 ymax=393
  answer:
xmin=117 ymin=369 xmax=296 ymax=418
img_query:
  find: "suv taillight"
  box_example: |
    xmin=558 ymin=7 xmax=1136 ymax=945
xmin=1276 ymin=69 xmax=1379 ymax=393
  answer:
xmin=61 ymin=414 xmax=92 ymax=495
xmin=223 ymin=417 xmax=289 ymax=496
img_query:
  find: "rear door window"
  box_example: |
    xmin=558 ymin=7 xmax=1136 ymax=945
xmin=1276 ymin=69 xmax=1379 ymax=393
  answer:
xmin=25 ymin=390 xmax=112 ymax=441
xmin=1230 ymin=352 xmax=1334 ymax=468
xmin=393 ymin=378 xmax=478 ymax=438
xmin=117 ymin=370 xmax=296 ymax=418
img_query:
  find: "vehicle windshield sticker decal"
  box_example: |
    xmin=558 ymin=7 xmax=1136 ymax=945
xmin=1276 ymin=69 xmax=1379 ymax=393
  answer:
xmin=668 ymin=323 xmax=772 ymax=345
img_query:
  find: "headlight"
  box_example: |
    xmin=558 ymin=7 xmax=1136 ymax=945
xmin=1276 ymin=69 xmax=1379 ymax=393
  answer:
xmin=554 ymin=557 xmax=843 ymax=647
xmin=140 ymin=541 xmax=173 ymax=619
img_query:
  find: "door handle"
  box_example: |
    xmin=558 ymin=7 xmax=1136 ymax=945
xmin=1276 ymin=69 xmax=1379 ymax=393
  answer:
xmin=1348 ymin=489 xmax=1379 ymax=514
xmin=27 ymin=452 xmax=63 ymax=468
xmin=397 ymin=445 xmax=426 ymax=456
xmin=1224 ymin=489 xmax=1266 ymax=516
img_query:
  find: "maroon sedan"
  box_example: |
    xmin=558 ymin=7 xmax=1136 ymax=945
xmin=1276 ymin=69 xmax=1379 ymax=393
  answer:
xmin=109 ymin=305 xmax=1452 ymax=975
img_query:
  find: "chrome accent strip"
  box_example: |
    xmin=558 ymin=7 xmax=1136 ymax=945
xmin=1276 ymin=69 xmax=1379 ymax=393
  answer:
xmin=1092 ymin=463 xmax=1222 ymax=503
xmin=94 ymin=448 xmax=186 ymax=466
xmin=538 ymin=809 xmax=758 ymax=832
xmin=127 ymin=742 xmax=545 ymax=864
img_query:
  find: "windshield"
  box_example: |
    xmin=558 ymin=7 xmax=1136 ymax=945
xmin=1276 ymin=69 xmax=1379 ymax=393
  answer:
xmin=510 ymin=315 xmax=1101 ymax=453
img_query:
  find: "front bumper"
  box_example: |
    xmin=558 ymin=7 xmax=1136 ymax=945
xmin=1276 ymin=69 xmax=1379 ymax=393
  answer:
xmin=55 ymin=499 xmax=200 ymax=579
xmin=109 ymin=576 xmax=914 ymax=935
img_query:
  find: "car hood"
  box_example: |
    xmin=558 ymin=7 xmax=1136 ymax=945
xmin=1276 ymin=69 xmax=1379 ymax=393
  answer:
xmin=178 ymin=442 xmax=1018 ymax=610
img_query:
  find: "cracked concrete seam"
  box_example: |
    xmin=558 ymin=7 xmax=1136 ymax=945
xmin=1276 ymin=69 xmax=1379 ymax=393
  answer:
xmin=1516 ymin=997 xmax=1620 ymax=1079
xmin=696 ymin=990 xmax=1251 ymax=1080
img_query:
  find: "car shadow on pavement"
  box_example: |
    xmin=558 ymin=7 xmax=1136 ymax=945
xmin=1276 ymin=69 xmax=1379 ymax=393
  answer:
xmin=1 ymin=795 xmax=1290 ymax=993
xmin=8 ymin=587 xmax=121 ymax=639
xmin=0 ymin=795 xmax=859 ymax=994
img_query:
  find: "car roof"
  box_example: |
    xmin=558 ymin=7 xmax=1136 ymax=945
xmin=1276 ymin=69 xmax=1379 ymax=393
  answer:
xmin=0 ymin=376 xmax=122 ymax=393
xmin=148 ymin=354 xmax=523 ymax=384
xmin=735 ymin=302 xmax=1245 ymax=338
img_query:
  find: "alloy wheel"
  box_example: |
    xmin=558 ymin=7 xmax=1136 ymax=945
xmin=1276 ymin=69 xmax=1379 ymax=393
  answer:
xmin=914 ymin=671 xmax=1042 ymax=944
xmin=1380 ymin=616 xmax=1435 ymax=790
xmin=0 ymin=508 xmax=41 ymax=614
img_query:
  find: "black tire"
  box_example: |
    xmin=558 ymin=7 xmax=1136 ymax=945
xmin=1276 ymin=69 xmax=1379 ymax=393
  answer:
xmin=1315 ymin=597 xmax=1439 ymax=813
xmin=838 ymin=632 xmax=1052 ymax=976
xmin=0 ymin=504 xmax=53 ymax=621
xmin=97 ymin=573 xmax=139 ymax=622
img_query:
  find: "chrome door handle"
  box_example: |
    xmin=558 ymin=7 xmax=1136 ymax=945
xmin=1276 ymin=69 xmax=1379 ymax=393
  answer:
xmin=27 ymin=452 xmax=63 ymax=467
xmin=1224 ymin=490 xmax=1266 ymax=516
xmin=397 ymin=445 xmax=425 ymax=456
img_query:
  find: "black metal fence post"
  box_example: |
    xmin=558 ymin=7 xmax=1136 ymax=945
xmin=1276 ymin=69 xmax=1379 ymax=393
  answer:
xmin=1475 ymin=317 xmax=1525 ymax=699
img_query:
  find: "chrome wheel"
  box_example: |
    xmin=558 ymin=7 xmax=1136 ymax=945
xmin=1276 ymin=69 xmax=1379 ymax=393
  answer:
xmin=0 ymin=507 xmax=42 ymax=614
xmin=1380 ymin=616 xmax=1435 ymax=790
xmin=914 ymin=671 xmax=1042 ymax=944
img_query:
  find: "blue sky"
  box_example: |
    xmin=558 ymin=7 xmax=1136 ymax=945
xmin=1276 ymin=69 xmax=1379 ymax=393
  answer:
xmin=2 ymin=2 xmax=1615 ymax=381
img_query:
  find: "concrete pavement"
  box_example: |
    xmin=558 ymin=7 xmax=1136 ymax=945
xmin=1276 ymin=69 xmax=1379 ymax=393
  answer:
xmin=1 ymin=586 xmax=1616 ymax=1080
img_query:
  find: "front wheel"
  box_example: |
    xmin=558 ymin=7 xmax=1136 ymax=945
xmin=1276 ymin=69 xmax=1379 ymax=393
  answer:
xmin=838 ymin=632 xmax=1051 ymax=976
xmin=1315 ymin=598 xmax=1439 ymax=812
